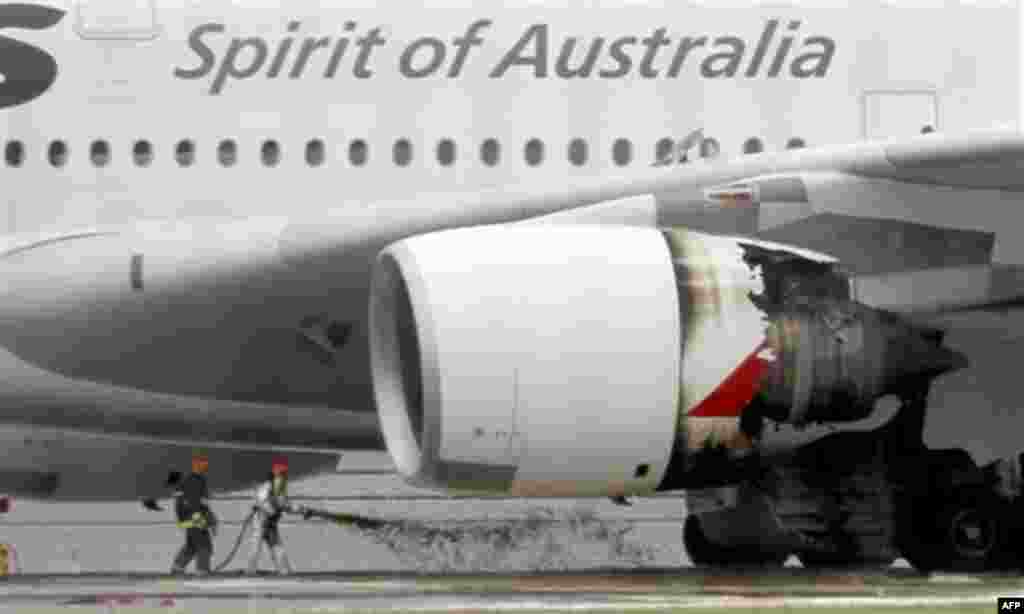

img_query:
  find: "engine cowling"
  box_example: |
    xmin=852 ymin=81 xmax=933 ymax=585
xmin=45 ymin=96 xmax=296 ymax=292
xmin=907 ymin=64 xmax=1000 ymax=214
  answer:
xmin=369 ymin=225 xmax=965 ymax=496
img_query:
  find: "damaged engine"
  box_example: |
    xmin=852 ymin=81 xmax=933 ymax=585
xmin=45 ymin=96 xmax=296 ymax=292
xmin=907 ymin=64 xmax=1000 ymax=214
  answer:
xmin=368 ymin=225 xmax=966 ymax=496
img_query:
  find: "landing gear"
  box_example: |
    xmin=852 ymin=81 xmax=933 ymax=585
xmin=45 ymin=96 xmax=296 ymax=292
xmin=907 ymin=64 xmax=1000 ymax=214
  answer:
xmin=893 ymin=450 xmax=1021 ymax=573
xmin=794 ymin=541 xmax=896 ymax=569
xmin=679 ymin=381 xmax=1024 ymax=573
xmin=779 ymin=431 xmax=899 ymax=570
xmin=795 ymin=531 xmax=883 ymax=569
xmin=796 ymin=551 xmax=860 ymax=569
xmin=896 ymin=492 xmax=1009 ymax=572
xmin=683 ymin=515 xmax=789 ymax=568
xmin=885 ymin=387 xmax=1024 ymax=573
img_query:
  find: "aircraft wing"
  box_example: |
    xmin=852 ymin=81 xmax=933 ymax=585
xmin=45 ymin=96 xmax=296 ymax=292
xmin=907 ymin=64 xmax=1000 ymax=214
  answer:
xmin=839 ymin=130 xmax=1024 ymax=319
xmin=652 ymin=129 xmax=1024 ymax=320
xmin=843 ymin=130 xmax=1024 ymax=191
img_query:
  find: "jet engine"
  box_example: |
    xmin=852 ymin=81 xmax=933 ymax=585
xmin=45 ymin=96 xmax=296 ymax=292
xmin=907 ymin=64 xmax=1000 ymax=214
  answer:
xmin=369 ymin=225 xmax=965 ymax=496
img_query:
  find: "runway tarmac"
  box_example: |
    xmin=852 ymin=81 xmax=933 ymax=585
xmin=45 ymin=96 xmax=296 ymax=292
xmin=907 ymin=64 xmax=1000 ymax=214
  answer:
xmin=2 ymin=319 xmax=1024 ymax=611
xmin=0 ymin=568 xmax=1019 ymax=613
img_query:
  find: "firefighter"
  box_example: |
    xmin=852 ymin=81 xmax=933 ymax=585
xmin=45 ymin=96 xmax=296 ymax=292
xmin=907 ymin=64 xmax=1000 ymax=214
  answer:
xmin=171 ymin=455 xmax=216 ymax=576
xmin=247 ymin=456 xmax=302 ymax=575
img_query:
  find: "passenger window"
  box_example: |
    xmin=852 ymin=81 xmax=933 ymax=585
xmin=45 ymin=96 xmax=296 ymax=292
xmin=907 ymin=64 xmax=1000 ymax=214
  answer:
xmin=133 ymin=140 xmax=153 ymax=167
xmin=349 ymin=140 xmax=368 ymax=166
xmin=655 ymin=138 xmax=674 ymax=163
xmin=524 ymin=138 xmax=544 ymax=166
xmin=48 ymin=140 xmax=68 ymax=168
xmin=480 ymin=138 xmax=500 ymax=167
xmin=743 ymin=137 xmax=764 ymax=154
xmin=613 ymin=138 xmax=632 ymax=166
xmin=90 ymin=140 xmax=110 ymax=167
xmin=786 ymin=137 xmax=806 ymax=150
xmin=5 ymin=141 xmax=24 ymax=167
xmin=305 ymin=139 xmax=325 ymax=167
xmin=175 ymin=140 xmax=195 ymax=167
xmin=568 ymin=138 xmax=587 ymax=166
xmin=393 ymin=139 xmax=412 ymax=167
xmin=261 ymin=140 xmax=281 ymax=167
xmin=218 ymin=139 xmax=237 ymax=167
xmin=700 ymin=138 xmax=720 ymax=159
xmin=436 ymin=139 xmax=456 ymax=166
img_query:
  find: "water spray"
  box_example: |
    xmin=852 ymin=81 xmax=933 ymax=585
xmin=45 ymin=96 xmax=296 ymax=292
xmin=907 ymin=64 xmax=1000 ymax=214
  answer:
xmin=209 ymin=507 xmax=394 ymax=572
xmin=211 ymin=505 xmax=657 ymax=574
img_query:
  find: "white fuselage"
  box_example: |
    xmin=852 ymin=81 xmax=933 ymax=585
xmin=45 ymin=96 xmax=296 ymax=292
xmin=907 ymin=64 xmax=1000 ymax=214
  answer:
xmin=0 ymin=0 xmax=1018 ymax=234
xmin=0 ymin=0 xmax=1019 ymax=500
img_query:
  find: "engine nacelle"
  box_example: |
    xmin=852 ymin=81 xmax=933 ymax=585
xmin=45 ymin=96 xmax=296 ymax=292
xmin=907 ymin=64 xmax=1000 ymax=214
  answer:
xmin=369 ymin=225 xmax=964 ymax=496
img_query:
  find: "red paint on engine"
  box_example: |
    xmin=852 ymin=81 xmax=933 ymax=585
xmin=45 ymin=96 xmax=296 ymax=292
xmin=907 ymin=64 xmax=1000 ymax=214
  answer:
xmin=688 ymin=341 xmax=774 ymax=417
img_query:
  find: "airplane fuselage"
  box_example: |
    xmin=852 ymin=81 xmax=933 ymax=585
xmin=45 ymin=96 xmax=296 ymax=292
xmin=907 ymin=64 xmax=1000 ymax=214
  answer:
xmin=0 ymin=0 xmax=1020 ymax=500
xmin=0 ymin=0 xmax=1017 ymax=233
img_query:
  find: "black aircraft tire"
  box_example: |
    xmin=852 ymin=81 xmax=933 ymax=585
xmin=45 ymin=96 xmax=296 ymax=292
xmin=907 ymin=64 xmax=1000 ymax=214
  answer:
xmin=796 ymin=549 xmax=895 ymax=570
xmin=896 ymin=494 xmax=1009 ymax=573
xmin=683 ymin=515 xmax=788 ymax=568
xmin=796 ymin=552 xmax=854 ymax=569
xmin=795 ymin=530 xmax=895 ymax=570
xmin=683 ymin=515 xmax=724 ymax=566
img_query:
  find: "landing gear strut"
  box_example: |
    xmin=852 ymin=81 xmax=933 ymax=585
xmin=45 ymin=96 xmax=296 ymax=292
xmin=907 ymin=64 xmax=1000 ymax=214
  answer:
xmin=681 ymin=380 xmax=1024 ymax=573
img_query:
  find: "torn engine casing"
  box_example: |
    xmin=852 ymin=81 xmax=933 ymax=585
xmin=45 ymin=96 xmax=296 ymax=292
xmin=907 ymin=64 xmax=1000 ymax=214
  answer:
xmin=369 ymin=225 xmax=965 ymax=496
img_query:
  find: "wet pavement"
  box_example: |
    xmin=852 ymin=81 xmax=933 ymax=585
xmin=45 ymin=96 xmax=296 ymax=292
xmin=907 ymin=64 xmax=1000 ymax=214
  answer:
xmin=0 ymin=568 xmax=1018 ymax=612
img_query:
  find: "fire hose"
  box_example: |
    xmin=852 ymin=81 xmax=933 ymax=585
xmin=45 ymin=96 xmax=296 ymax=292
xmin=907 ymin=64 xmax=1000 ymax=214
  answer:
xmin=299 ymin=508 xmax=389 ymax=530
xmin=211 ymin=507 xmax=389 ymax=573
xmin=212 ymin=508 xmax=255 ymax=573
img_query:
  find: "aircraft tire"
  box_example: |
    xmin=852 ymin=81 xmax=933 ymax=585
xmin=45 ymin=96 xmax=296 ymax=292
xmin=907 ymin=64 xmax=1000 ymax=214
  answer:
xmin=796 ymin=546 xmax=894 ymax=570
xmin=683 ymin=515 xmax=788 ymax=568
xmin=895 ymin=492 xmax=1009 ymax=573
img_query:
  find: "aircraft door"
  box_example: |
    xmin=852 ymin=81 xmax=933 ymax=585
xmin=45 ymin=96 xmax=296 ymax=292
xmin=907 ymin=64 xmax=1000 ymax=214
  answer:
xmin=74 ymin=0 xmax=158 ymax=40
xmin=861 ymin=90 xmax=939 ymax=140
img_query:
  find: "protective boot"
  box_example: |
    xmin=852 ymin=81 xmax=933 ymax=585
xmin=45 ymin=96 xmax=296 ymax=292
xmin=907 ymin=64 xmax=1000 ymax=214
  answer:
xmin=271 ymin=545 xmax=292 ymax=576
xmin=246 ymin=530 xmax=264 ymax=575
xmin=195 ymin=548 xmax=212 ymax=577
xmin=171 ymin=542 xmax=193 ymax=575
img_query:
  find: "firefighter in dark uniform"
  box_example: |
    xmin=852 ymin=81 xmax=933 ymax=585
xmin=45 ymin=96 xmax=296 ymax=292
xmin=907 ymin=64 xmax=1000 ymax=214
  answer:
xmin=170 ymin=455 xmax=217 ymax=576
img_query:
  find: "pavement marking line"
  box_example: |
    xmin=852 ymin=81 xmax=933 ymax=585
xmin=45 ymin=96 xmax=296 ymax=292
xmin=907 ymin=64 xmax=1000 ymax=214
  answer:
xmin=512 ymin=574 xmax=663 ymax=593
xmin=304 ymin=593 xmax=1007 ymax=612
xmin=929 ymin=574 xmax=984 ymax=584
xmin=815 ymin=574 xmax=868 ymax=591
xmin=702 ymin=574 xmax=755 ymax=593
xmin=4 ymin=570 xmax=1024 ymax=612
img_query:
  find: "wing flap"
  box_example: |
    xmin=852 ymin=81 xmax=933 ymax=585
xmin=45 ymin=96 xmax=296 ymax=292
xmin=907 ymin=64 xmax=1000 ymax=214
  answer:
xmin=860 ymin=265 xmax=1024 ymax=324
xmin=847 ymin=130 xmax=1024 ymax=191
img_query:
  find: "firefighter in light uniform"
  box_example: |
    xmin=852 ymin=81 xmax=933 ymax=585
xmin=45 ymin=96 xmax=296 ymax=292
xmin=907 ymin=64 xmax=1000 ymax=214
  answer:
xmin=171 ymin=455 xmax=217 ymax=576
xmin=247 ymin=457 xmax=301 ymax=575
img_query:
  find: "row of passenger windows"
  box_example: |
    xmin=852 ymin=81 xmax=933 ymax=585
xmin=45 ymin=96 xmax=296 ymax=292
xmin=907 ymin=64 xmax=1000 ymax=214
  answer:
xmin=2 ymin=137 xmax=809 ymax=169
